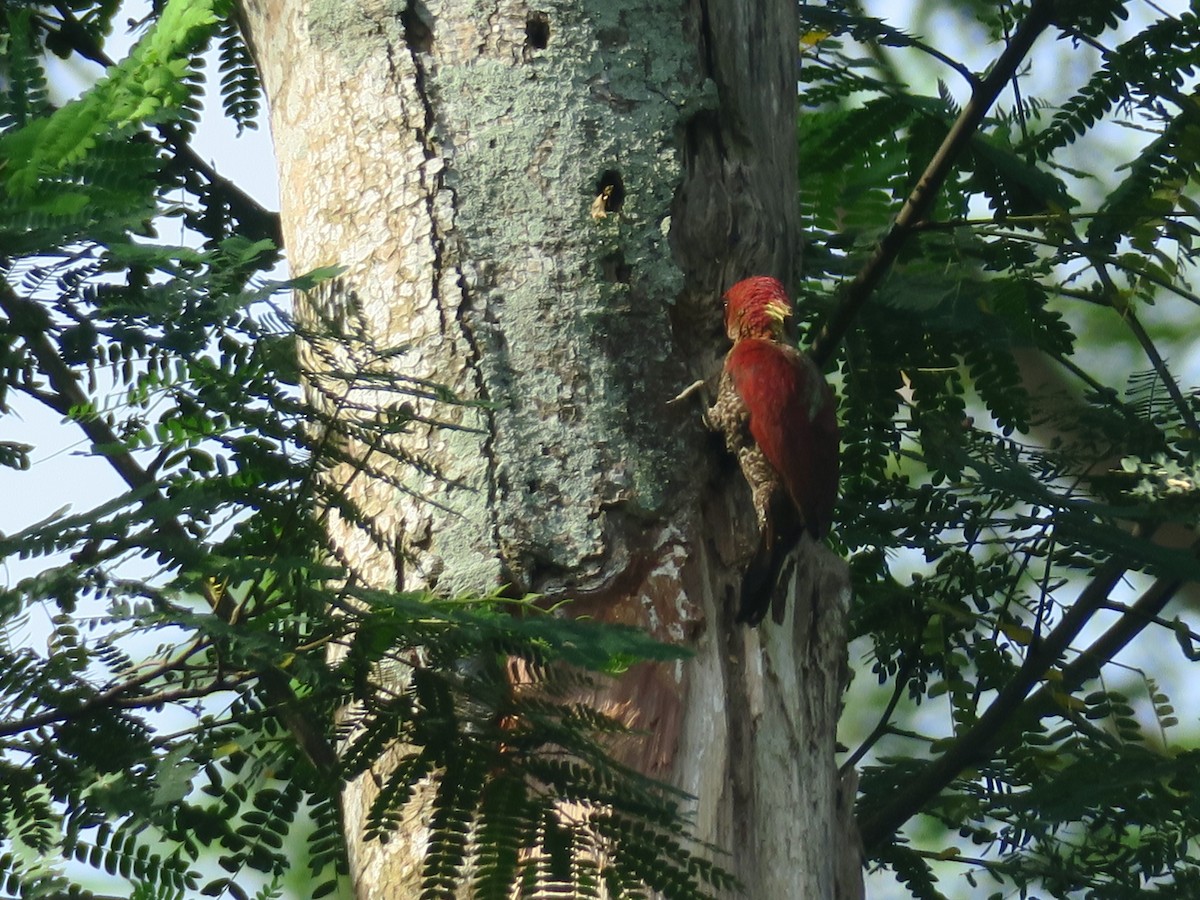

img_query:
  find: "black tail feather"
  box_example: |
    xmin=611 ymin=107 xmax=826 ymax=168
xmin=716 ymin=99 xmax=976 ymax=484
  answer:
xmin=736 ymin=537 xmax=784 ymax=625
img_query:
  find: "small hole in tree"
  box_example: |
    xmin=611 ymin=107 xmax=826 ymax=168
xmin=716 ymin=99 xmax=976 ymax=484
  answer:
xmin=600 ymin=251 xmax=632 ymax=284
xmin=401 ymin=5 xmax=433 ymax=53
xmin=526 ymin=12 xmax=550 ymax=50
xmin=592 ymin=170 xmax=625 ymax=217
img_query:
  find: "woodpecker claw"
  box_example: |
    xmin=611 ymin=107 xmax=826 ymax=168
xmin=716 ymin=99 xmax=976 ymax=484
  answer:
xmin=668 ymin=378 xmax=707 ymax=405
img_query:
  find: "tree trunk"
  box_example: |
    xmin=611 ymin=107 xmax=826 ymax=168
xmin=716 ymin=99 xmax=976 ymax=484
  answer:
xmin=238 ymin=0 xmax=859 ymax=897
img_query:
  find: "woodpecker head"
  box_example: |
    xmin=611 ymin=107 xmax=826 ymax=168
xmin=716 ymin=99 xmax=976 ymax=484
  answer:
xmin=723 ymin=276 xmax=792 ymax=342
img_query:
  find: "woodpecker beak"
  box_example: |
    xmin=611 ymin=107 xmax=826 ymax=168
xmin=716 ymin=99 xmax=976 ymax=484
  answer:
xmin=765 ymin=299 xmax=791 ymax=325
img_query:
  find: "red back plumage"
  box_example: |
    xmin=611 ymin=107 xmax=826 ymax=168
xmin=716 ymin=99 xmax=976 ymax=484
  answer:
xmin=715 ymin=277 xmax=839 ymax=623
xmin=724 ymin=338 xmax=839 ymax=538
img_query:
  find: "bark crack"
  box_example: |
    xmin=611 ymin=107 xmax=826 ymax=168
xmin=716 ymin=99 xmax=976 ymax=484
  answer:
xmin=695 ymin=0 xmax=719 ymax=81
xmin=394 ymin=24 xmax=447 ymax=337
xmin=396 ymin=11 xmax=506 ymax=587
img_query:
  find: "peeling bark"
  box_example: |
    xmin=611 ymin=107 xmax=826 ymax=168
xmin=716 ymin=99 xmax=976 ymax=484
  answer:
xmin=238 ymin=0 xmax=860 ymax=896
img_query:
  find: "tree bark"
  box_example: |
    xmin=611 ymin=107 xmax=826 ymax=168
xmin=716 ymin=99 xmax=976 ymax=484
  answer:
xmin=237 ymin=0 xmax=859 ymax=897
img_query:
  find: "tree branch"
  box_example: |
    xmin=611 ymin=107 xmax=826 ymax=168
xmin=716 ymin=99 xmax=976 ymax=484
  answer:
xmin=1118 ymin=304 xmax=1198 ymax=433
xmin=0 ymin=283 xmax=163 ymax=498
xmin=858 ymin=533 xmax=1185 ymax=852
xmin=841 ymin=651 xmax=916 ymax=775
xmin=0 ymin=280 xmax=337 ymax=776
xmin=48 ymin=2 xmax=283 ymax=249
xmin=1018 ymin=571 xmax=1184 ymax=727
xmin=810 ymin=0 xmax=1057 ymax=368
xmin=818 ymin=5 xmax=1190 ymax=846
xmin=0 ymin=668 xmax=241 ymax=739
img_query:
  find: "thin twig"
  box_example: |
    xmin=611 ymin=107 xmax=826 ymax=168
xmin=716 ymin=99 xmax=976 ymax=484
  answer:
xmin=1055 ymin=265 xmax=1199 ymax=433
xmin=837 ymin=0 xmax=980 ymax=90
xmin=840 ymin=652 xmax=916 ymax=774
xmin=0 ymin=638 xmax=219 ymax=739
xmin=913 ymin=211 xmax=1200 ymax=231
xmin=1120 ymin=305 xmax=1199 ymax=432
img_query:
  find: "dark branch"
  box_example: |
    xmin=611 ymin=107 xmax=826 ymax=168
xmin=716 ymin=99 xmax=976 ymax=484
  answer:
xmin=0 ymin=283 xmax=163 ymax=498
xmin=810 ymin=0 xmax=1057 ymax=368
xmin=1119 ymin=304 xmax=1198 ymax=433
xmin=838 ymin=0 xmax=980 ymax=91
xmin=0 ymin=670 xmax=242 ymax=739
xmin=1018 ymin=572 xmax=1184 ymax=727
xmin=858 ymin=532 xmax=1186 ymax=852
xmin=48 ymin=2 xmax=283 ymax=249
xmin=840 ymin=651 xmax=916 ymax=775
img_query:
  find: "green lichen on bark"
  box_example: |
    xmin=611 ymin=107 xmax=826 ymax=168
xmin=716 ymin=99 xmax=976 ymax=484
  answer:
xmin=305 ymin=0 xmax=407 ymax=67
xmin=298 ymin=0 xmax=714 ymax=591
xmin=425 ymin=0 xmax=712 ymax=586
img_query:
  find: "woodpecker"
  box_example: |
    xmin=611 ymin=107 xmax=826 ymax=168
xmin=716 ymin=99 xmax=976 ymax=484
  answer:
xmin=706 ymin=276 xmax=839 ymax=624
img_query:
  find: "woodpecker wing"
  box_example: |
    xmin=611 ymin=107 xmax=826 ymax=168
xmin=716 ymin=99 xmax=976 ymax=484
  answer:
xmin=725 ymin=339 xmax=839 ymax=538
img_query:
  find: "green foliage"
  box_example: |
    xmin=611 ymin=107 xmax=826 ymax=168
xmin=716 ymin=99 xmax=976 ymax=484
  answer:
xmin=800 ymin=0 xmax=1200 ymax=897
xmin=215 ymin=16 xmax=261 ymax=136
xmin=0 ymin=6 xmax=729 ymax=900
xmin=1 ymin=0 xmax=218 ymax=197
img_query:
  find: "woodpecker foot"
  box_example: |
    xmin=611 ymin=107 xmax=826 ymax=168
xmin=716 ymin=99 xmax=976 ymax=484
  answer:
xmin=668 ymin=378 xmax=706 ymax=405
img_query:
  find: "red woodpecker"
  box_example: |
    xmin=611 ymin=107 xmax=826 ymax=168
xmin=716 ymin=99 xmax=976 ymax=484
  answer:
xmin=706 ymin=277 xmax=839 ymax=625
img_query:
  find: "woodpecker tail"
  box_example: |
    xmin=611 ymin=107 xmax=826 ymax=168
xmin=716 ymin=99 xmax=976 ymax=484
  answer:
xmin=736 ymin=494 xmax=804 ymax=625
xmin=737 ymin=539 xmax=785 ymax=625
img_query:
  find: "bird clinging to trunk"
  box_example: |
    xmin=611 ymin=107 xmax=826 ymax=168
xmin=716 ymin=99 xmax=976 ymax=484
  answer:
xmin=706 ymin=276 xmax=840 ymax=625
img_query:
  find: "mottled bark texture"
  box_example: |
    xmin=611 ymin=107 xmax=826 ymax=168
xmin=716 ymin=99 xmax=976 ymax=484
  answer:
xmin=237 ymin=0 xmax=859 ymax=896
